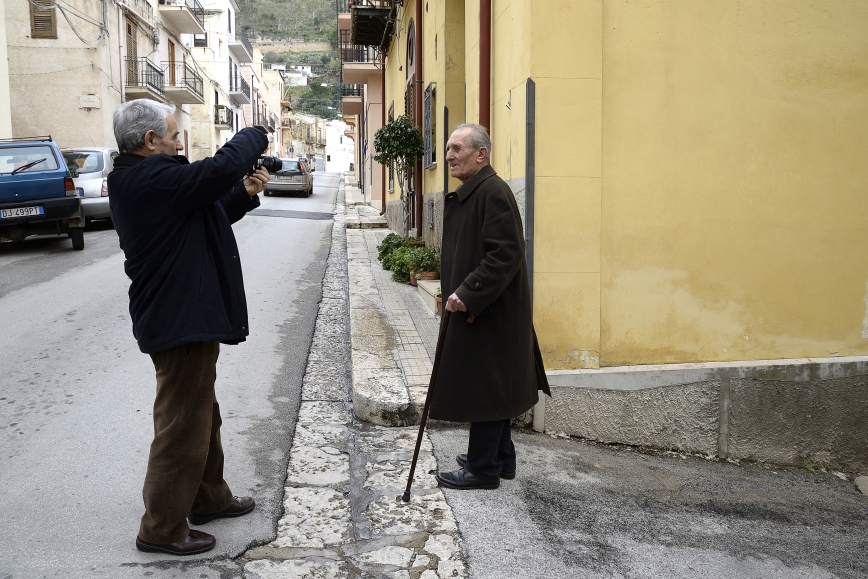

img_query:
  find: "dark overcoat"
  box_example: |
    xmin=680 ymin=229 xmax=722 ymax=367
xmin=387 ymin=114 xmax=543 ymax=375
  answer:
xmin=429 ymin=164 xmax=550 ymax=423
xmin=108 ymin=127 xmax=268 ymax=354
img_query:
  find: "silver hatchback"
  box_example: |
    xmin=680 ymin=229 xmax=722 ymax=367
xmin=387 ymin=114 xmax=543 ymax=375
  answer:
xmin=264 ymin=158 xmax=313 ymax=197
xmin=61 ymin=148 xmax=118 ymax=223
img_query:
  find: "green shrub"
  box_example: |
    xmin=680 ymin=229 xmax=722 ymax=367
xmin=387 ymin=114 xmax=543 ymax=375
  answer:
xmin=377 ymin=233 xmax=409 ymax=271
xmin=389 ymin=246 xmax=415 ymax=283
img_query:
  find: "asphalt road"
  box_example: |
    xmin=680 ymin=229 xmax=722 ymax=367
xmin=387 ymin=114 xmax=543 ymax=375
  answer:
xmin=430 ymin=424 xmax=868 ymax=579
xmin=0 ymin=173 xmax=340 ymax=579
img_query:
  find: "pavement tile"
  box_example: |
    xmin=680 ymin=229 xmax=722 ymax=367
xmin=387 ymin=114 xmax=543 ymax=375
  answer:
xmin=298 ymin=401 xmax=351 ymax=424
xmin=244 ymin=558 xmax=350 ymax=578
xmin=367 ymin=491 xmax=459 ymax=536
xmin=274 ymin=487 xmax=352 ymax=548
xmin=292 ymin=422 xmax=349 ymax=448
xmin=286 ymin=446 xmax=350 ymax=487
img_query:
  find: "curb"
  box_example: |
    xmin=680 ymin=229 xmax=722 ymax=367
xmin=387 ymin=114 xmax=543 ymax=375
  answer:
xmin=342 ymin=177 xmax=427 ymax=427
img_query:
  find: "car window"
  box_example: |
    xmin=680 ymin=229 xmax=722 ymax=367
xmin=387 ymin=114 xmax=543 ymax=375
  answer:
xmin=281 ymin=160 xmax=300 ymax=172
xmin=0 ymin=145 xmax=60 ymax=174
xmin=62 ymin=150 xmax=105 ymax=175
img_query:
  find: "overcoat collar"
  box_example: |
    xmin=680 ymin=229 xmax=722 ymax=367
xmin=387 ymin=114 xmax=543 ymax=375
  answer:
xmin=455 ymin=164 xmax=496 ymax=202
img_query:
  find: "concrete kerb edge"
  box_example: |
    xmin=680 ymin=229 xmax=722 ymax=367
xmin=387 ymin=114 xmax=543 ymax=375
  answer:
xmin=343 ymin=180 xmax=422 ymax=427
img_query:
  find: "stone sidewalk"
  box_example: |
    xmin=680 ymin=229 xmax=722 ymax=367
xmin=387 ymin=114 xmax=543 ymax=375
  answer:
xmin=241 ymin=177 xmax=467 ymax=579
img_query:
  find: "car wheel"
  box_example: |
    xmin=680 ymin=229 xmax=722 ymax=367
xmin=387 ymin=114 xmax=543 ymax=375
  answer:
xmin=307 ymin=186 xmax=312 ymax=197
xmin=70 ymin=227 xmax=84 ymax=250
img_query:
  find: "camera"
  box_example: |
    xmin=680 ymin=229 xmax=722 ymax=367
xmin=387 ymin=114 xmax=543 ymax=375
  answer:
xmin=253 ymin=156 xmax=282 ymax=174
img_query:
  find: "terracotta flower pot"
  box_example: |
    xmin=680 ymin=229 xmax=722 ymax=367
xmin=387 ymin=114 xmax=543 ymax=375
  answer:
xmin=410 ymin=273 xmax=418 ymax=286
xmin=418 ymin=271 xmax=439 ymax=281
xmin=435 ymin=296 xmax=442 ymax=316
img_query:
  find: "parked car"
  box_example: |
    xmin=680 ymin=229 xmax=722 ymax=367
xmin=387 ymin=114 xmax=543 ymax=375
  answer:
xmin=264 ymin=158 xmax=313 ymax=197
xmin=61 ymin=147 xmax=118 ymax=224
xmin=0 ymin=137 xmax=84 ymax=250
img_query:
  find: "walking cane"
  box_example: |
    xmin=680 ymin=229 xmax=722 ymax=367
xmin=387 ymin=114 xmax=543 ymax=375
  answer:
xmin=399 ymin=309 xmax=475 ymax=502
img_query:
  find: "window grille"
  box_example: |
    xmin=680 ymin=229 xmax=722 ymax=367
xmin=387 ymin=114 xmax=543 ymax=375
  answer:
xmin=423 ymin=83 xmax=436 ymax=168
xmin=30 ymin=0 xmax=56 ymax=39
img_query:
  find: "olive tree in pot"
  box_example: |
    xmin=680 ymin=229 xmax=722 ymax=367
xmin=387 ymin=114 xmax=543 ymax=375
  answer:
xmin=372 ymin=115 xmax=424 ymax=233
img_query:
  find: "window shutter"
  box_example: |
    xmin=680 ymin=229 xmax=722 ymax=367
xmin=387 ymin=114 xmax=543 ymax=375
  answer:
xmin=30 ymin=0 xmax=57 ymax=39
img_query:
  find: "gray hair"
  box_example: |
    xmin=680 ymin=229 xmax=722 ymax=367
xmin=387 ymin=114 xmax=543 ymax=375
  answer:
xmin=113 ymin=99 xmax=176 ymax=152
xmin=453 ymin=123 xmax=491 ymax=160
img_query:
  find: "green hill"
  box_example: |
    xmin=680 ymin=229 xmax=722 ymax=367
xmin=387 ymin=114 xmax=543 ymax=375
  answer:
xmin=235 ymin=0 xmax=337 ymax=44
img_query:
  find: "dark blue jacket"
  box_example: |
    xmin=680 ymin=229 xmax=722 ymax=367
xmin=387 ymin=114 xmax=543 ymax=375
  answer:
xmin=108 ymin=127 xmax=268 ymax=354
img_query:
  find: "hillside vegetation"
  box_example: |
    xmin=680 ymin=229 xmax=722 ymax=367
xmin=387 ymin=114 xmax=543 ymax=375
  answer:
xmin=235 ymin=0 xmax=341 ymax=120
xmin=235 ymin=0 xmax=337 ymax=45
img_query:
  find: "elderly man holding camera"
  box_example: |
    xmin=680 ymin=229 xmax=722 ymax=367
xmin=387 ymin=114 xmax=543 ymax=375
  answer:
xmin=109 ymin=99 xmax=271 ymax=555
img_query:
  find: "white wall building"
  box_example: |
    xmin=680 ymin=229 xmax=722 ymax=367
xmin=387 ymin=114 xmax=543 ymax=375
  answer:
xmin=0 ymin=0 xmax=11 ymax=138
xmin=324 ymin=120 xmax=353 ymax=173
xmin=3 ymin=0 xmax=211 ymax=151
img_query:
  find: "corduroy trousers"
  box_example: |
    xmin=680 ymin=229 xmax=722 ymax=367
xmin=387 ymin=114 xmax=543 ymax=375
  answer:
xmin=138 ymin=341 xmax=234 ymax=544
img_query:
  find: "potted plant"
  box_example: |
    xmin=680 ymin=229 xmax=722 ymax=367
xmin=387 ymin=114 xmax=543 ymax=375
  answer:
xmin=435 ymin=286 xmax=442 ymax=316
xmin=414 ymin=246 xmax=440 ymax=280
xmin=373 ymin=115 xmax=424 ymax=233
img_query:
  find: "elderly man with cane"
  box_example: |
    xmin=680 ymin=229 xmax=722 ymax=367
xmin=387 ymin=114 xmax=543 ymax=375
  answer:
xmin=431 ymin=123 xmax=550 ymax=490
xmin=109 ymin=99 xmax=271 ymax=554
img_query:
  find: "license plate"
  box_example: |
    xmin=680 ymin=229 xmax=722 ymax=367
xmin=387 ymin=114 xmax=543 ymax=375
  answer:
xmin=277 ymin=175 xmax=294 ymax=181
xmin=1 ymin=205 xmax=44 ymax=219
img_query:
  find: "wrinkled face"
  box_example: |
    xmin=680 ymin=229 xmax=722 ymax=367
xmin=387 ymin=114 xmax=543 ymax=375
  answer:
xmin=149 ymin=114 xmax=183 ymax=156
xmin=445 ymin=128 xmax=487 ymax=183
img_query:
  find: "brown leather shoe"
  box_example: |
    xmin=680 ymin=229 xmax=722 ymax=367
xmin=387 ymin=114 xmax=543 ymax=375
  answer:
xmin=135 ymin=529 xmax=216 ymax=555
xmin=188 ymin=496 xmax=256 ymax=525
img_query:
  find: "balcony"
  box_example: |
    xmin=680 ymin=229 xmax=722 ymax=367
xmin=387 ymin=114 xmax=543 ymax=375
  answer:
xmin=125 ymin=58 xmax=165 ymax=101
xmin=228 ymin=29 xmax=254 ymax=63
xmin=157 ymin=0 xmax=205 ymax=35
xmin=341 ymin=84 xmax=363 ymax=116
xmin=214 ymin=105 xmax=234 ymax=130
xmin=162 ymin=62 xmax=204 ymax=104
xmin=350 ymin=0 xmax=396 ymax=53
xmin=119 ymin=0 xmax=155 ymax=31
xmin=228 ymin=75 xmax=251 ymax=105
xmin=337 ymin=0 xmax=351 ymax=33
xmin=268 ymin=113 xmax=279 ymax=133
xmin=340 ymin=30 xmax=380 ymax=84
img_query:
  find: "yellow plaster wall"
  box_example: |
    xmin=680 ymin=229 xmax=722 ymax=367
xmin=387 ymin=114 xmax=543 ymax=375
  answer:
xmin=600 ymin=1 xmax=868 ymax=365
xmin=528 ymin=0 xmax=604 ymax=369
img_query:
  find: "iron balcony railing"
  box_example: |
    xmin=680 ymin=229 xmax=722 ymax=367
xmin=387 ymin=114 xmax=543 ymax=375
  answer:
xmin=158 ymin=0 xmax=205 ymax=29
xmin=339 ymin=29 xmax=378 ymax=63
xmin=120 ymin=0 xmax=154 ymax=26
xmin=268 ymin=113 xmax=279 ymax=132
xmin=341 ymin=84 xmax=363 ymax=97
xmin=214 ymin=105 xmax=234 ymax=128
xmin=229 ymin=74 xmax=251 ymax=100
xmin=337 ymin=0 xmax=396 ymax=11
xmin=235 ymin=29 xmax=253 ymax=57
xmin=125 ymin=57 xmax=164 ymax=96
xmin=163 ymin=62 xmax=203 ymax=99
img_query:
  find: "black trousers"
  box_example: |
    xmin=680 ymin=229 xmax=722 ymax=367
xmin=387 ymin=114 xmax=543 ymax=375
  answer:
xmin=465 ymin=419 xmax=515 ymax=482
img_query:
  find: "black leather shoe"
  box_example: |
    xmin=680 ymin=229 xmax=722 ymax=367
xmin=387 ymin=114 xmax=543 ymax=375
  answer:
xmin=456 ymin=454 xmax=516 ymax=480
xmin=136 ymin=529 xmax=216 ymax=555
xmin=188 ymin=496 xmax=256 ymax=525
xmin=436 ymin=468 xmax=500 ymax=490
